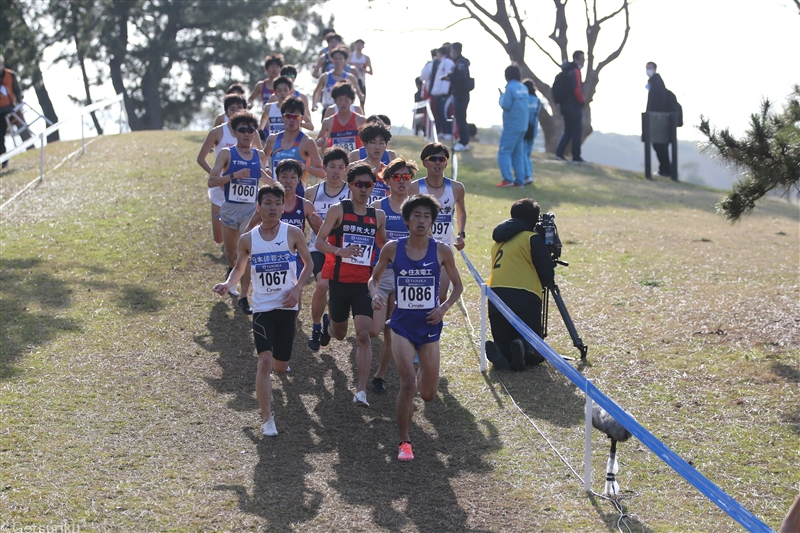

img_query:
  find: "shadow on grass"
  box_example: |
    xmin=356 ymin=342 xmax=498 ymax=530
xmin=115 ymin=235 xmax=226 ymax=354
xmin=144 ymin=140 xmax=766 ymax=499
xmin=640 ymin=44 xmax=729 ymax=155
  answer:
xmin=116 ymin=284 xmax=165 ymax=314
xmin=588 ymin=493 xmax=655 ymax=533
xmin=205 ymin=305 xmax=501 ymax=530
xmin=0 ymin=257 xmax=81 ymax=379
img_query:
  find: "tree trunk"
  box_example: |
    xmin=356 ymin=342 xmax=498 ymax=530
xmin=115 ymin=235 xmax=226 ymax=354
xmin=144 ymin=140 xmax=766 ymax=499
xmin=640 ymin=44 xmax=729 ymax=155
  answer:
xmin=32 ymin=65 xmax=60 ymax=143
xmin=74 ymin=33 xmax=103 ymax=135
xmin=107 ymin=4 xmax=143 ymax=131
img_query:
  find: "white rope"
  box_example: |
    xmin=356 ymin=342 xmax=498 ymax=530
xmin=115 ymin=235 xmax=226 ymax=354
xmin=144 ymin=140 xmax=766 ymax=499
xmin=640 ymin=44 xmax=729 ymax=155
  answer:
xmin=0 ymin=136 xmax=103 ymax=211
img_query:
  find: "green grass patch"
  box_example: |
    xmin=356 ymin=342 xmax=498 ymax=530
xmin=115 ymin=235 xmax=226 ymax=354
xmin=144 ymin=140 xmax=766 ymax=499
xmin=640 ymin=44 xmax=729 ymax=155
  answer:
xmin=0 ymin=132 xmax=797 ymax=532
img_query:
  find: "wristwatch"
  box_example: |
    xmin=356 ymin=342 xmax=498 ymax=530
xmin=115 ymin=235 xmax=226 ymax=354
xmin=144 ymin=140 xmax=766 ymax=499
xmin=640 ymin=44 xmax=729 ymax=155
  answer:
xmin=458 ymin=231 xmax=466 ymax=238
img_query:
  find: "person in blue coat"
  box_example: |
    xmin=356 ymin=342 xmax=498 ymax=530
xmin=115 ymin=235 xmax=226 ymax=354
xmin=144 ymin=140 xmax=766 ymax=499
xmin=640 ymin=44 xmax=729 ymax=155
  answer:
xmin=522 ymin=79 xmax=542 ymax=186
xmin=496 ymin=65 xmax=530 ymax=187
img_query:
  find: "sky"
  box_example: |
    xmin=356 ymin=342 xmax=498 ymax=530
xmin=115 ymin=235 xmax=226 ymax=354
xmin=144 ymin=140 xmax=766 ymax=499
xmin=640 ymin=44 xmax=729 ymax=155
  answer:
xmin=17 ymin=0 xmax=800 ymax=143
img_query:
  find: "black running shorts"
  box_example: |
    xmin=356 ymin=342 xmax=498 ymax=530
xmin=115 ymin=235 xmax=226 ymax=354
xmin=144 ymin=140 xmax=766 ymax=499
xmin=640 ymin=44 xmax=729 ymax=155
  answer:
xmin=328 ymin=280 xmax=372 ymax=322
xmin=311 ymin=251 xmax=326 ymax=276
xmin=252 ymin=309 xmax=297 ymax=360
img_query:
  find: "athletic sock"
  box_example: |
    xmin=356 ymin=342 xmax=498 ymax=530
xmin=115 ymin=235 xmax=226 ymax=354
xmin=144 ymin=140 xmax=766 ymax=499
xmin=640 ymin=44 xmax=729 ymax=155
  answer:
xmin=312 ymin=323 xmax=322 ymax=331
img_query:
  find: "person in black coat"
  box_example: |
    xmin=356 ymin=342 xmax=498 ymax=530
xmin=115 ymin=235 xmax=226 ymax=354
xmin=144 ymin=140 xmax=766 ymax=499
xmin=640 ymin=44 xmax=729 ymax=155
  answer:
xmin=555 ymin=51 xmax=586 ymax=163
xmin=645 ymin=62 xmax=671 ymax=176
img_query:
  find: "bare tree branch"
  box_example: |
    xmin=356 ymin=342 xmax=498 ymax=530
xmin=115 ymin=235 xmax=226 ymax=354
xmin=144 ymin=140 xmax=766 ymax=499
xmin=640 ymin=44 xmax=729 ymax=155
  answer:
xmin=526 ymin=34 xmax=561 ymax=67
xmin=795 ymin=0 xmax=800 ymax=14
xmin=449 ymin=0 xmax=506 ymax=47
xmin=595 ymin=0 xmax=630 ymax=73
xmin=597 ymin=1 xmax=627 ymax=24
xmin=548 ymin=0 xmax=569 ymax=63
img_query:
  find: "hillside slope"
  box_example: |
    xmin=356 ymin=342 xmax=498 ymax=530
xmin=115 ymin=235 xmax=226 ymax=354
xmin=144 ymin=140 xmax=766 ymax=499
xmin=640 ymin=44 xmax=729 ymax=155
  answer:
xmin=0 ymin=132 xmax=797 ymax=532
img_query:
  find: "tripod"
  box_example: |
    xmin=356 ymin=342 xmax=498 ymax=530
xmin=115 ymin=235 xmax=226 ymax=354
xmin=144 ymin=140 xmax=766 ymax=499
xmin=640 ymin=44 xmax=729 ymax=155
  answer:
xmin=541 ymin=259 xmax=588 ymax=359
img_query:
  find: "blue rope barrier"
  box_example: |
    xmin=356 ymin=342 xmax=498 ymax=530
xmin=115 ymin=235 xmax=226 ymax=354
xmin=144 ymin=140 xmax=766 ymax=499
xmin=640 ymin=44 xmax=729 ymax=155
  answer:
xmin=459 ymin=249 xmax=773 ymax=533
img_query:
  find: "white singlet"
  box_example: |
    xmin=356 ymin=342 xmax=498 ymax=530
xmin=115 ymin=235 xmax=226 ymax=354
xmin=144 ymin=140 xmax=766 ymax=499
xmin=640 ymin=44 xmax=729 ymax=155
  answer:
xmin=267 ymin=103 xmax=284 ymax=135
xmin=309 ymin=182 xmax=350 ymax=252
xmin=416 ymin=177 xmax=455 ymax=245
xmin=209 ymin=123 xmax=237 ymax=207
xmin=249 ymin=222 xmax=298 ymax=312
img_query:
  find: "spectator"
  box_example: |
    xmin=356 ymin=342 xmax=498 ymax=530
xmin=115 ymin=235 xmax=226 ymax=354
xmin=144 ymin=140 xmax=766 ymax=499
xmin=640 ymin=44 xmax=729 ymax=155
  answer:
xmin=419 ymin=49 xmax=438 ymax=101
xmin=496 ymin=65 xmax=530 ymax=188
xmin=0 ymin=55 xmax=25 ymax=168
xmin=447 ymin=43 xmax=473 ymax=151
xmin=555 ymin=50 xmax=586 ymax=163
xmin=522 ymin=79 xmax=542 ymax=185
xmin=645 ymin=61 xmax=671 ymax=176
xmin=428 ymin=47 xmax=454 ymax=140
xmin=485 ymin=198 xmax=554 ymax=371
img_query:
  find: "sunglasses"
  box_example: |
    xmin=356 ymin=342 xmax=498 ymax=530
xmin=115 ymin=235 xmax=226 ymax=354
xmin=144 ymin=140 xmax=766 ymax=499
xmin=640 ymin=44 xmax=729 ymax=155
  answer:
xmin=236 ymin=126 xmax=256 ymax=134
xmin=351 ymin=181 xmax=374 ymax=189
xmin=390 ymin=173 xmax=412 ymax=181
xmin=424 ymin=155 xmax=448 ymax=163
xmin=283 ymin=113 xmax=302 ymax=121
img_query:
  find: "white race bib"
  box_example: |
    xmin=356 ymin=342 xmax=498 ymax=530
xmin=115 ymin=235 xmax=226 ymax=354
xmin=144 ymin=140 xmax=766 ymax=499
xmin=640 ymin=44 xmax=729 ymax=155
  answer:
xmin=332 ymin=137 xmax=356 ymax=153
xmin=252 ymin=253 xmax=292 ymax=294
xmin=341 ymin=233 xmax=374 ymax=266
xmin=396 ymin=276 xmax=435 ymax=309
xmin=431 ymin=214 xmax=452 ymax=240
xmin=228 ymin=177 xmax=258 ymax=203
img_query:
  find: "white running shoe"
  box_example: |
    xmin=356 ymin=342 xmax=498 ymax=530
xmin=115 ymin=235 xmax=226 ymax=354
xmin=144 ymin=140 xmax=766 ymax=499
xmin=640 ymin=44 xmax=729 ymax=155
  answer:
xmin=441 ymin=133 xmax=453 ymax=141
xmin=353 ymin=390 xmax=370 ymax=407
xmin=228 ymin=284 xmax=240 ymax=297
xmin=262 ymin=413 xmax=277 ymax=436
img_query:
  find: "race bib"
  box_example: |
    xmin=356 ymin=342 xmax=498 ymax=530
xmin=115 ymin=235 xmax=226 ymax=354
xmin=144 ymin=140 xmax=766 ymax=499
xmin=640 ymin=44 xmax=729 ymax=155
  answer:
xmin=252 ymin=252 xmax=293 ymax=293
xmin=396 ymin=276 xmax=435 ymax=310
xmin=431 ymin=213 xmax=452 ymax=240
xmin=369 ymin=181 xmax=389 ymax=205
xmin=332 ymin=136 xmax=356 ymax=153
xmin=341 ymin=233 xmax=374 ymax=267
xmin=227 ymin=177 xmax=259 ymax=203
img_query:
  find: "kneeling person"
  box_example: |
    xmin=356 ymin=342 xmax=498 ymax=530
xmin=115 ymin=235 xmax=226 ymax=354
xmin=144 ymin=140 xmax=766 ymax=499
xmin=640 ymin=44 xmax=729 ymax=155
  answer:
xmin=369 ymin=194 xmax=463 ymax=461
xmin=486 ymin=198 xmax=555 ymax=371
xmin=213 ymin=185 xmax=314 ymax=436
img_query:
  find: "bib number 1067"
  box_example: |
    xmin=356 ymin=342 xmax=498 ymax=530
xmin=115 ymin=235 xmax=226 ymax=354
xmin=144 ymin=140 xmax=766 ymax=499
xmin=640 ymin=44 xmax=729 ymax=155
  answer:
xmin=259 ymin=270 xmax=287 ymax=286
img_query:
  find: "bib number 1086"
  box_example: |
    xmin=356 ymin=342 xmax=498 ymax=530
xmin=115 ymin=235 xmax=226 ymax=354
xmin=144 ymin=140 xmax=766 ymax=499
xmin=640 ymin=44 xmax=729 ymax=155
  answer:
xmin=399 ymin=286 xmax=432 ymax=302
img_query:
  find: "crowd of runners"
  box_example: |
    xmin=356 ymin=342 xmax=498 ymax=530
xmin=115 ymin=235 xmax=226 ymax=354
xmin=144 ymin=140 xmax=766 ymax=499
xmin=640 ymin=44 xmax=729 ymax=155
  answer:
xmin=197 ymin=30 xmax=468 ymax=462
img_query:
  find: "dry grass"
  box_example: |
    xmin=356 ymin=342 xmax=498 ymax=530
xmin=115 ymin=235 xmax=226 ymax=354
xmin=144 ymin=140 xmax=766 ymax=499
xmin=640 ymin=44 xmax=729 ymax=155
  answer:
xmin=0 ymin=132 xmax=797 ymax=532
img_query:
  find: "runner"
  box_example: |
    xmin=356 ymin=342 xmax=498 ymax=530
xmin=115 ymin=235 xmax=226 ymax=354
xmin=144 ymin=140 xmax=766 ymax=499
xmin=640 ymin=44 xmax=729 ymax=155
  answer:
xmin=351 ymin=120 xmax=392 ymax=205
xmin=197 ymin=94 xmax=248 ymax=245
xmin=265 ymin=66 xmax=314 ymax=130
xmin=349 ymin=39 xmax=372 ymax=106
xmin=260 ymin=76 xmax=313 ymax=137
xmin=263 ymin=96 xmax=325 ymax=199
xmin=369 ymin=194 xmax=463 ymax=461
xmin=208 ymin=111 xmax=272 ymax=312
xmin=213 ymin=83 xmax=246 ymax=127
xmin=314 ymin=163 xmax=387 ymax=407
xmin=247 ymin=53 xmax=284 ymax=108
xmin=275 ymin=159 xmax=322 ymax=280
xmin=312 ymin=46 xmax=364 ymax=118
xmin=409 ymin=143 xmax=467 ymax=303
xmin=212 ymin=184 xmax=313 ymax=437
xmin=322 ymin=101 xmax=364 ymax=120
xmin=313 ymin=33 xmax=343 ymax=78
xmin=348 ymin=114 xmax=397 ymax=164
xmin=369 ymin=157 xmax=415 ymax=394
xmin=304 ymin=147 xmax=351 ymax=352
xmin=316 ymin=81 xmax=366 ymax=155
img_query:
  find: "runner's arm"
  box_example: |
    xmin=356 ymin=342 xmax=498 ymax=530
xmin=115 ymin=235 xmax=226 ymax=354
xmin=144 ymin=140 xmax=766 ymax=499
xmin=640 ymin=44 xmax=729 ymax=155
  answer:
xmin=375 ymin=209 xmax=387 ymax=248
xmin=454 ymin=182 xmax=467 ymax=251
xmin=311 ymin=76 xmax=326 ymax=111
xmin=303 ymin=199 xmax=323 ymax=234
xmin=282 ymin=226 xmax=314 ymax=308
xmin=316 ymin=116 xmax=332 ymax=147
xmin=246 ymin=82 xmax=262 ymax=108
xmin=302 ymin=138 xmax=326 ymax=179
xmin=213 ymin=233 xmax=252 ymax=295
xmin=196 ymin=127 xmax=221 ymax=174
xmin=426 ymin=244 xmax=463 ymax=324
xmin=208 ymin=149 xmax=233 ymax=187
xmin=368 ymin=241 xmax=396 ymax=311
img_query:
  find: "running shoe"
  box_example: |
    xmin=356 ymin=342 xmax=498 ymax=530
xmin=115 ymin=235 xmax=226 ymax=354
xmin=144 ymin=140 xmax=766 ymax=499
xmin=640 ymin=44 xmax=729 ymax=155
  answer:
xmin=372 ymin=377 xmax=387 ymax=394
xmin=228 ymin=284 xmax=240 ymax=297
xmin=398 ymin=441 xmax=414 ymax=461
xmin=523 ymin=177 xmax=534 ymax=186
xmin=320 ymin=313 xmax=331 ymax=346
xmin=510 ymin=339 xmax=526 ymax=372
xmin=353 ymin=390 xmax=369 ymax=407
xmin=308 ymin=326 xmax=321 ymax=352
xmin=262 ymin=413 xmax=277 ymax=437
xmin=555 ymin=155 xmax=567 ymax=161
xmin=495 ymin=180 xmax=515 ymax=188
xmin=238 ymin=297 xmax=253 ymax=315
xmin=572 ymin=157 xmax=586 ymax=163
xmin=453 ymin=142 xmax=470 ymax=152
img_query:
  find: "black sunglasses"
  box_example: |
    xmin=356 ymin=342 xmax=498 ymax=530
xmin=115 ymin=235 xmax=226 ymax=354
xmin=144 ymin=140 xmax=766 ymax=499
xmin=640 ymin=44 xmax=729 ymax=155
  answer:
xmin=236 ymin=126 xmax=256 ymax=134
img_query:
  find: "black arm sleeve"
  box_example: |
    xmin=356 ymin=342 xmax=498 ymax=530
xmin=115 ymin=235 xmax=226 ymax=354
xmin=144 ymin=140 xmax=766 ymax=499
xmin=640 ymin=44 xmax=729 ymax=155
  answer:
xmin=530 ymin=234 xmax=555 ymax=288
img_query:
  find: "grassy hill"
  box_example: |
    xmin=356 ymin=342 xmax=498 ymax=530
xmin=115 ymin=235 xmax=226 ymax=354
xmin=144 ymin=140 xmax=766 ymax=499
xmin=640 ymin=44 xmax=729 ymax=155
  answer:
xmin=0 ymin=132 xmax=797 ymax=532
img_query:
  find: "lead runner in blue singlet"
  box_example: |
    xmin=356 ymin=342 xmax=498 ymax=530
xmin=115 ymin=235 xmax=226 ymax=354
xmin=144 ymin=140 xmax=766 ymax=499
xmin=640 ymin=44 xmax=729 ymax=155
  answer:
xmin=213 ymin=184 xmax=314 ymax=438
xmin=368 ymin=157 xmax=415 ymax=395
xmin=368 ymin=194 xmax=463 ymax=462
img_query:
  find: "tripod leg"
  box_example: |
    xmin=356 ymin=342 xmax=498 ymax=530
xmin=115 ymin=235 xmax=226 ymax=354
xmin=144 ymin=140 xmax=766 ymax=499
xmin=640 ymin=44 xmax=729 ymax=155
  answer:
xmin=549 ymin=284 xmax=588 ymax=359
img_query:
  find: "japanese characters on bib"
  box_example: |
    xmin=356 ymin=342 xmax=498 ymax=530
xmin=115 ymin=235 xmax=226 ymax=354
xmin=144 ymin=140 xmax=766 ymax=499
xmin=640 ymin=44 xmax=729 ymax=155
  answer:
xmin=322 ymin=199 xmax=377 ymax=284
xmin=224 ymin=146 xmax=261 ymax=204
xmin=249 ymin=222 xmax=299 ymax=312
xmin=309 ymin=183 xmax=350 ymax=252
xmin=393 ymin=237 xmax=440 ymax=311
xmin=416 ymin=178 xmax=455 ymax=245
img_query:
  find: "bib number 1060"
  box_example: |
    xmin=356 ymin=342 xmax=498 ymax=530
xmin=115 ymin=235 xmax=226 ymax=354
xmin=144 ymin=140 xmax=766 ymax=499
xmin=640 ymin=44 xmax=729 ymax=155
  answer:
xmin=259 ymin=270 xmax=287 ymax=286
xmin=400 ymin=286 xmax=432 ymax=302
xmin=231 ymin=184 xmax=255 ymax=197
